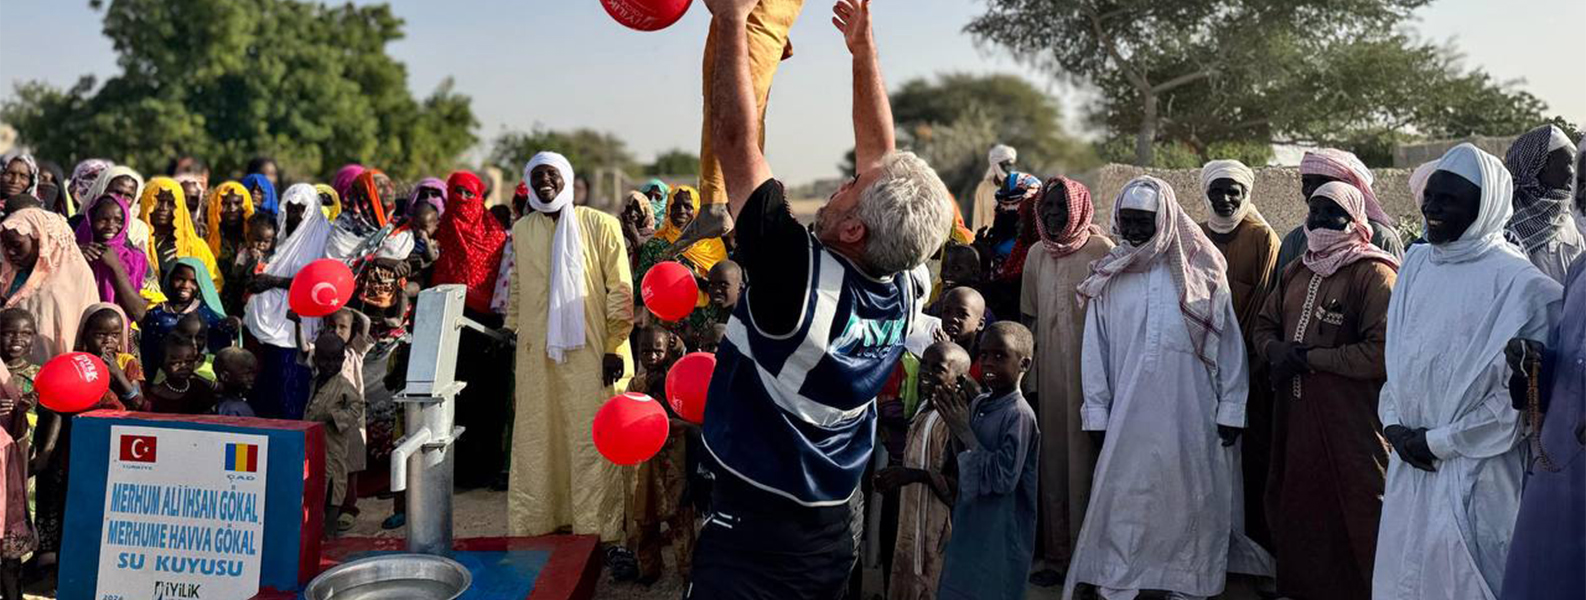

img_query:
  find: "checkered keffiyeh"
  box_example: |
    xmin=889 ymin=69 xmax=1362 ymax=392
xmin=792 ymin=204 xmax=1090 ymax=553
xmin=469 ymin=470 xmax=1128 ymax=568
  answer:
xmin=1504 ymin=124 xmax=1577 ymax=254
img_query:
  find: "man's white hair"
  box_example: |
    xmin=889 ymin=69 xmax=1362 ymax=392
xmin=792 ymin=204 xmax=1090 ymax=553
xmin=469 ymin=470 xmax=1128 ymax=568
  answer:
xmin=856 ymin=151 xmax=954 ymax=275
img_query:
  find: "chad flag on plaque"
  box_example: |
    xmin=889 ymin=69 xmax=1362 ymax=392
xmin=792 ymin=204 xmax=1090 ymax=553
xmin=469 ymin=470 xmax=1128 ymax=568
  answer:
xmin=225 ymin=443 xmax=259 ymax=473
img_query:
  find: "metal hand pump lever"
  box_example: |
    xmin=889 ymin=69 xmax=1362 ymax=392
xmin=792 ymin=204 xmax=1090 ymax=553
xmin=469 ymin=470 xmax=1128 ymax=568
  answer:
xmin=388 ymin=285 xmax=509 ymax=556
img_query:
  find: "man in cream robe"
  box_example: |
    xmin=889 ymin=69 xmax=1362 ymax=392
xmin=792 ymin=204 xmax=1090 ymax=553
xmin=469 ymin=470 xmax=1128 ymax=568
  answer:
xmin=505 ymin=151 xmax=635 ymax=542
xmin=1019 ymin=176 xmax=1112 ymax=569
xmin=1374 ymin=143 xmax=1563 ymax=599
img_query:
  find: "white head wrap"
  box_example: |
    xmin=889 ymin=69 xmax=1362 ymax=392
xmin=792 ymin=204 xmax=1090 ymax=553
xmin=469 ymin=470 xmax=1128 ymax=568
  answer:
xmin=1428 ymin=143 xmax=1515 ymax=265
xmin=987 ymin=144 xmax=1017 ymax=183
xmin=1199 ymin=159 xmax=1263 ymax=234
xmin=524 ymin=151 xmax=586 ymax=363
xmin=245 ymin=183 xmax=331 ymax=347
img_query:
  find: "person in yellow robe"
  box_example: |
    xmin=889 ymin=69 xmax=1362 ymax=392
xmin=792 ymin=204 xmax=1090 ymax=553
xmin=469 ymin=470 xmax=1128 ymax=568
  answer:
xmin=504 ymin=151 xmax=634 ymax=543
xmin=139 ymin=177 xmax=222 ymax=291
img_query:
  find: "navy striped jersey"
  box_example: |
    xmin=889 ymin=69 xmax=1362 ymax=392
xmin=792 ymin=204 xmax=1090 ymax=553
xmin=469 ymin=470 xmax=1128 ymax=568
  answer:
xmin=703 ymin=237 xmax=918 ymax=506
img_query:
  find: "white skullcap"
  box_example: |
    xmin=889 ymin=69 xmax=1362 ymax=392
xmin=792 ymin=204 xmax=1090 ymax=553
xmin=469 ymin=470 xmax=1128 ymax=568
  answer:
xmin=1120 ymin=182 xmax=1160 ymax=212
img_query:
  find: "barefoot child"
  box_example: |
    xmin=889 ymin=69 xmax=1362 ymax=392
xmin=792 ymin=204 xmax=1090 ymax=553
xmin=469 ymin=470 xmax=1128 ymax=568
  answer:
xmin=293 ymin=308 xmax=370 ymax=532
xmin=880 ymin=340 xmax=975 ymax=600
xmin=303 ymin=333 xmax=360 ymax=538
xmin=623 ymin=326 xmax=696 ymax=584
xmin=936 ymin=322 xmax=1039 ymax=600
xmin=213 ymin=347 xmax=259 ymax=417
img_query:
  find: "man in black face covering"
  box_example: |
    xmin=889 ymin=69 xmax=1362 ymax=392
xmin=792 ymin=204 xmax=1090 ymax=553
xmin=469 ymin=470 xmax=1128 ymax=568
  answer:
xmin=1373 ymin=143 xmax=1563 ymax=600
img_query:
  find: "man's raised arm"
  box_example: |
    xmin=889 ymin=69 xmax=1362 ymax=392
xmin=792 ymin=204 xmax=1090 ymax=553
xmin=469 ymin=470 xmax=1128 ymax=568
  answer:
xmin=704 ymin=0 xmax=773 ymax=219
xmin=834 ymin=0 xmax=894 ymax=172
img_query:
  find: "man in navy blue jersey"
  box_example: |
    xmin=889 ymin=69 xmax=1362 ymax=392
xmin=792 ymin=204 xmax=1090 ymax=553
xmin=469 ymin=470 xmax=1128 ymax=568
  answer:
xmin=681 ymin=0 xmax=955 ymax=597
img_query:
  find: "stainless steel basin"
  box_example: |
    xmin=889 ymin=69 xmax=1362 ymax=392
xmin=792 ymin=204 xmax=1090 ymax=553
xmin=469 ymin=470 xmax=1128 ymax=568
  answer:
xmin=304 ymin=554 xmax=471 ymax=600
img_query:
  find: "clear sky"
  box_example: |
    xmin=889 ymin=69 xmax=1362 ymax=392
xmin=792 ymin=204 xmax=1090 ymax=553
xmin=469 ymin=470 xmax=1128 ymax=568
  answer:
xmin=2 ymin=0 xmax=1582 ymax=185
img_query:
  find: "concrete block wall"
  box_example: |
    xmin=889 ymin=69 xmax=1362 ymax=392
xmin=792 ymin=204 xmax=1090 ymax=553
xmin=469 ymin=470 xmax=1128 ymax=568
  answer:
xmin=1086 ymin=163 xmax=1420 ymax=236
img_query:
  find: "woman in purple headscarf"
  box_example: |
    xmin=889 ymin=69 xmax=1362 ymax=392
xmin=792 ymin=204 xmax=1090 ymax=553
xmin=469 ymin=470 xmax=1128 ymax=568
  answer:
xmin=74 ymin=193 xmax=151 ymax=320
xmin=405 ymin=177 xmax=446 ymax=285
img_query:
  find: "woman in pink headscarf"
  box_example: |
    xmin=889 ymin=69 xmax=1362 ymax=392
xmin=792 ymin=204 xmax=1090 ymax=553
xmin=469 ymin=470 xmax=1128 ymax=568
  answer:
xmin=331 ymin=164 xmax=365 ymax=202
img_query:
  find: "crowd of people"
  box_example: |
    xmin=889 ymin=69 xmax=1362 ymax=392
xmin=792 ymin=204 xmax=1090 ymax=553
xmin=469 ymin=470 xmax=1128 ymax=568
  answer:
xmin=0 ymin=1 xmax=1581 ymax=599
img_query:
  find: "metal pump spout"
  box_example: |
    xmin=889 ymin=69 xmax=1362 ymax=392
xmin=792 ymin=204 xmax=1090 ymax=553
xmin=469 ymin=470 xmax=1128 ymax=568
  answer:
xmin=387 ymin=284 xmax=507 ymax=557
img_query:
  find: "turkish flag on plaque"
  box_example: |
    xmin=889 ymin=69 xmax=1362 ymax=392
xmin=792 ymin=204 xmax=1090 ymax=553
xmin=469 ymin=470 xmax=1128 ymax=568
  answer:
xmin=118 ymin=434 xmax=157 ymax=463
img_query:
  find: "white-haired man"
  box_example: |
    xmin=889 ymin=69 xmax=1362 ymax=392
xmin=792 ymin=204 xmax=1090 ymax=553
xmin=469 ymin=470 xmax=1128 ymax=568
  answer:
xmin=683 ymin=0 xmax=954 ymax=597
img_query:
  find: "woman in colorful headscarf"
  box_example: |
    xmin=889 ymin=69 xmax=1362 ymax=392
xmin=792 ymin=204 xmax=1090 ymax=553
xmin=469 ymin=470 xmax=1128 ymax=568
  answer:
xmin=407 ymin=177 xmax=446 ymax=284
xmin=138 ymin=177 xmax=222 ymax=291
xmin=636 ymin=185 xmax=726 ymax=282
xmin=139 ymin=257 xmax=233 ymax=377
xmin=409 ymin=177 xmax=447 ymax=218
xmin=619 ymin=190 xmax=656 ymax=270
xmin=36 ymin=160 xmax=71 ymax=216
xmin=331 ymin=164 xmax=365 ymax=202
xmin=634 ymin=185 xmax=727 ymax=345
xmin=82 ymin=166 xmax=146 ymax=243
xmin=245 ymin=184 xmax=331 ymax=419
xmin=430 ymin=170 xmax=511 ymax=486
xmin=325 ymin=168 xmax=415 ymax=264
xmin=175 ymin=172 xmax=209 ymax=236
xmin=205 ymin=181 xmax=254 ymax=270
xmin=67 ymin=159 xmax=112 ymax=215
xmin=0 ymin=208 xmax=100 ymax=361
xmin=0 ymin=153 xmax=38 ymax=210
xmin=640 ymin=179 xmax=670 ymax=220
xmin=75 ymin=193 xmax=151 ymax=321
xmin=241 ymin=173 xmax=278 ymax=216
xmin=315 ymin=184 xmax=343 ymax=221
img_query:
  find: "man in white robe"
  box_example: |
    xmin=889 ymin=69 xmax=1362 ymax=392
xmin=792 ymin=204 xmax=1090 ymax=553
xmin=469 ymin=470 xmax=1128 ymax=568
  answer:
xmin=1064 ymin=177 xmax=1272 ymax=600
xmin=1373 ymin=143 xmax=1563 ymax=600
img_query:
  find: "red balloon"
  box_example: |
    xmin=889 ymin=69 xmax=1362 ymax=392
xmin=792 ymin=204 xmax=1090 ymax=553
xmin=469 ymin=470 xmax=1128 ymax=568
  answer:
xmin=641 ymin=261 xmax=699 ymax=322
xmin=665 ymin=352 xmax=715 ymax=424
xmin=36 ymin=352 xmax=111 ymax=413
xmin=289 ymin=259 xmax=356 ymax=318
xmin=592 ymin=392 xmax=671 ymax=466
xmin=600 ymin=0 xmax=693 ymax=32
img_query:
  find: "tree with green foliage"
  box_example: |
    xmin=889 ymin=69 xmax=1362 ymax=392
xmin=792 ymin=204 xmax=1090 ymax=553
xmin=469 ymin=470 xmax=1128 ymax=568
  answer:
xmin=487 ymin=127 xmax=638 ymax=181
xmin=1 ymin=0 xmax=476 ymax=181
xmin=841 ymin=73 xmax=1091 ymax=202
xmin=970 ymin=0 xmax=1571 ymax=167
xmin=646 ymin=149 xmax=699 ymax=177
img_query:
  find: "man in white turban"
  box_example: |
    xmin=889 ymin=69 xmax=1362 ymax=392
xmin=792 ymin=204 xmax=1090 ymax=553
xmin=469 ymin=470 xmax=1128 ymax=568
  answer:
xmin=1196 ymin=158 xmax=1280 ymax=550
xmin=504 ymin=151 xmax=635 ymax=543
xmin=971 ymin=144 xmax=1018 ymax=230
xmin=1373 ymin=143 xmax=1562 ymax=599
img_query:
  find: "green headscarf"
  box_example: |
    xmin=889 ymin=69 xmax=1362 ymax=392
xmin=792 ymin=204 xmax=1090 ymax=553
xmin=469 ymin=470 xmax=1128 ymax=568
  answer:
xmin=165 ymin=257 xmax=226 ymax=317
xmin=641 ymin=179 xmax=670 ymax=218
